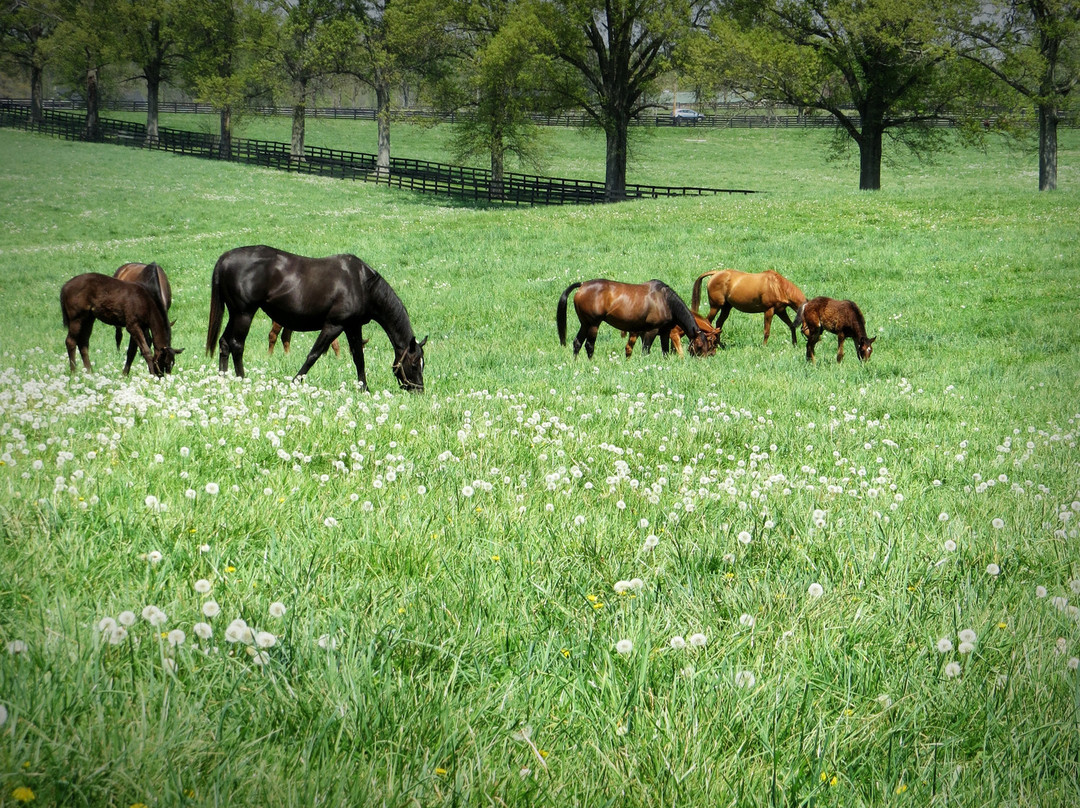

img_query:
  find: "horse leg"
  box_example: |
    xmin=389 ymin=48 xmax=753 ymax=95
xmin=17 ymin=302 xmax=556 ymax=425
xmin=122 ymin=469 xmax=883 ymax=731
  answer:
xmin=124 ymin=334 xmax=140 ymax=374
xmin=581 ymin=325 xmax=600 ymax=359
xmin=572 ymin=323 xmax=593 ymax=358
xmin=624 ymin=333 xmax=637 ymax=359
xmin=293 ymin=324 xmax=345 ymax=381
xmin=268 ymin=322 xmax=281 ymax=355
xmin=126 ymin=324 xmax=156 ymax=375
xmin=219 ymin=310 xmax=254 ymax=376
xmin=714 ymin=304 xmax=732 ymax=338
xmin=835 ymin=335 xmax=846 ymax=364
xmin=65 ymin=317 xmax=87 ymax=372
xmin=775 ymin=308 xmax=798 ymax=346
xmin=658 ymin=330 xmax=671 ymax=355
xmin=343 ymin=323 xmax=367 ymax=389
xmin=762 ymin=309 xmax=774 ymax=345
xmin=331 ymin=337 xmax=341 ymax=357
xmin=282 ymin=328 xmax=292 ymax=353
xmin=805 ymin=328 xmax=820 ymax=363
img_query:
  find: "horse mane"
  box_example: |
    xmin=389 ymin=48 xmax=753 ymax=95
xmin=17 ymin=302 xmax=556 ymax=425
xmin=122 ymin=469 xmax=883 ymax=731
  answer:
xmin=656 ymin=281 xmax=700 ymax=338
xmin=775 ymin=272 xmax=806 ymax=305
xmin=846 ymin=300 xmax=868 ymax=338
xmin=362 ymin=262 xmax=415 ymax=348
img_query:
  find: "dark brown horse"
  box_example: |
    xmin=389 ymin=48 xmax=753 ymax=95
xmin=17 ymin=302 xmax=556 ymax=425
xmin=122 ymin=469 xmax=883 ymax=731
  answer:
xmin=557 ymin=279 xmax=712 ymax=359
xmin=112 ymin=261 xmax=172 ymax=352
xmin=793 ymin=297 xmax=876 ymax=363
xmin=267 ymin=321 xmax=341 ymax=357
xmin=61 ymin=273 xmax=181 ymax=376
xmin=690 ymin=269 xmax=806 ymax=346
xmin=623 ymin=312 xmax=722 ymax=357
xmin=206 ymin=245 xmax=427 ymax=392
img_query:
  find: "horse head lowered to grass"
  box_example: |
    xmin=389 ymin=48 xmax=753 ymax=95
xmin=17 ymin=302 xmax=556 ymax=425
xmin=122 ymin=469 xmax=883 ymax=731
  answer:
xmin=61 ymin=272 xmax=182 ymax=376
xmin=794 ymin=297 xmax=876 ymax=363
xmin=205 ymin=245 xmax=426 ymax=392
xmin=556 ymin=279 xmax=714 ymax=359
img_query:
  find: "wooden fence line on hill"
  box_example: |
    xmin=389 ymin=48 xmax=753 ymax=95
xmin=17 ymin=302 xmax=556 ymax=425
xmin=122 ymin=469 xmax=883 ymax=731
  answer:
xmin=0 ymin=102 xmax=755 ymax=205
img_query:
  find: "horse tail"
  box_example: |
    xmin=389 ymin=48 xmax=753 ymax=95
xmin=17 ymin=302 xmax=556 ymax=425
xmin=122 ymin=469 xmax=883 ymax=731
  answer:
xmin=556 ymin=282 xmax=582 ymax=346
xmin=205 ymin=256 xmax=225 ymax=356
xmin=690 ymin=270 xmax=716 ymax=314
xmin=793 ymin=301 xmax=807 ymax=330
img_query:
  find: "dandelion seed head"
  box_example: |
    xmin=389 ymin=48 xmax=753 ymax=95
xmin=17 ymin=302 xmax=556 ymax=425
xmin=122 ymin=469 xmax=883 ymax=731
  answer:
xmin=615 ymin=639 xmax=633 ymax=655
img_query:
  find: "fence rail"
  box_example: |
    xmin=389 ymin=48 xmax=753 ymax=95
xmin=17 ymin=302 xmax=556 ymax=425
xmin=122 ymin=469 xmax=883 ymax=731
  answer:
xmin=7 ymin=97 xmax=1072 ymax=130
xmin=0 ymin=102 xmax=755 ymax=205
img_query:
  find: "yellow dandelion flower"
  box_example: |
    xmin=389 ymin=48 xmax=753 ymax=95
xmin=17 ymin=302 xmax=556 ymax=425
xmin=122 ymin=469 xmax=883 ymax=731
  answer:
xmin=539 ymin=750 xmax=548 ymax=758
xmin=183 ymin=789 xmax=195 ymax=798
xmin=131 ymin=803 xmax=149 ymax=808
xmin=820 ymin=772 xmax=828 ymax=783
xmin=586 ymin=594 xmax=597 ymax=602
xmin=12 ymin=787 xmax=35 ymax=802
xmin=225 ymin=566 xmax=236 ymax=573
xmin=830 ymin=776 xmax=838 ymax=787
xmin=560 ymin=648 xmax=570 ymax=658
xmin=491 ymin=555 xmax=500 ymax=562
xmin=998 ymin=622 xmax=1007 ymax=629
xmin=895 ymin=783 xmax=907 ymax=794
xmin=435 ymin=767 xmax=448 ymax=776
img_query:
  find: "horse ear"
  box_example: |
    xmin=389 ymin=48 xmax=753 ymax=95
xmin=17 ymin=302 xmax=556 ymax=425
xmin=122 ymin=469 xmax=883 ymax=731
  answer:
xmin=170 ymin=319 xmax=177 ymax=327
xmin=868 ymin=336 xmax=877 ymax=344
xmin=172 ymin=347 xmax=185 ymax=355
xmin=417 ymin=335 xmax=428 ymax=349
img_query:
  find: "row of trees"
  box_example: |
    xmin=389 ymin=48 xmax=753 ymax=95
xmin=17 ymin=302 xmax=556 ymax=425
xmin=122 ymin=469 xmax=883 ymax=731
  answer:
xmin=2 ymin=1 xmax=1078 ymax=195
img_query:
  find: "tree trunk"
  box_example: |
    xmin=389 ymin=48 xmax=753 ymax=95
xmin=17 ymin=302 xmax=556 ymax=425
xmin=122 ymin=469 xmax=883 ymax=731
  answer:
xmin=490 ymin=131 xmax=505 ymax=200
xmin=30 ymin=64 xmax=43 ymax=125
xmin=604 ymin=120 xmax=629 ymax=202
xmin=857 ymin=124 xmax=883 ymax=191
xmin=84 ymin=65 xmax=101 ymax=141
xmin=375 ymin=75 xmax=391 ymax=179
xmin=291 ymin=101 xmax=307 ymax=161
xmin=1038 ymin=104 xmax=1058 ymax=191
xmin=146 ymin=73 xmax=160 ymax=146
xmin=219 ymin=105 xmax=232 ymax=160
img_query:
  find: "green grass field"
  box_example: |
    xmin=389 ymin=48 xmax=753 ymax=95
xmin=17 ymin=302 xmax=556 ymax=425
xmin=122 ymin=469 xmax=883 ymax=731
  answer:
xmin=0 ymin=121 xmax=1078 ymax=807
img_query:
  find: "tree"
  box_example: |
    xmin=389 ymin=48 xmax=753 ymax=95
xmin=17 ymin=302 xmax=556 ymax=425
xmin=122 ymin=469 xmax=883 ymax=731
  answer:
xmin=445 ymin=0 xmax=555 ymax=193
xmin=540 ymin=0 xmax=698 ymax=201
xmin=0 ymin=1 xmax=62 ymax=124
xmin=115 ymin=0 xmax=183 ymax=144
xmin=51 ymin=0 xmax=121 ymax=140
xmin=959 ymin=0 xmax=1080 ymax=190
xmin=336 ymin=0 xmax=453 ymax=177
xmin=176 ymin=0 xmax=271 ymax=159
xmin=704 ymin=0 xmax=978 ymax=190
xmin=264 ymin=0 xmax=348 ymax=158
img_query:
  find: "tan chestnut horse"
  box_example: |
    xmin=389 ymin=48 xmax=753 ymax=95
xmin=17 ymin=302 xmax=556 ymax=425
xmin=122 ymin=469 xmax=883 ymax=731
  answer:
xmin=793 ymin=297 xmax=876 ymax=363
xmin=61 ymin=273 xmax=182 ymax=376
xmin=690 ymin=269 xmax=806 ymax=346
xmin=623 ymin=312 xmax=723 ymax=358
xmin=268 ymin=321 xmax=341 ymax=357
xmin=112 ymin=262 xmax=172 ymax=350
xmin=557 ymin=279 xmax=713 ymax=359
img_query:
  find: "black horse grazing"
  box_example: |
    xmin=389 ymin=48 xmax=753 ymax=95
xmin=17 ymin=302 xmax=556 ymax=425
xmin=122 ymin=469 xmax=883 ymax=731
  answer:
xmin=205 ymin=245 xmax=427 ymax=392
xmin=557 ymin=279 xmax=712 ymax=359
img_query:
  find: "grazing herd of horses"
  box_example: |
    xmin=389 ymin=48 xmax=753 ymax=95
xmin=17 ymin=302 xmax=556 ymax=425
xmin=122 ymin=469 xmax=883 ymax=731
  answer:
xmin=557 ymin=268 xmax=875 ymax=365
xmin=59 ymin=247 xmax=874 ymax=392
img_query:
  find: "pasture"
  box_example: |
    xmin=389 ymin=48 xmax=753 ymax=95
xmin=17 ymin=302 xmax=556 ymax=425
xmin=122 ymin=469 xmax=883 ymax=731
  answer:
xmin=0 ymin=122 xmax=1079 ymax=807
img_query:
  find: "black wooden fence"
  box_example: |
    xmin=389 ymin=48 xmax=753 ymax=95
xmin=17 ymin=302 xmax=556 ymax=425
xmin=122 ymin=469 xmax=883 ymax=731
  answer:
xmin=0 ymin=102 xmax=755 ymax=205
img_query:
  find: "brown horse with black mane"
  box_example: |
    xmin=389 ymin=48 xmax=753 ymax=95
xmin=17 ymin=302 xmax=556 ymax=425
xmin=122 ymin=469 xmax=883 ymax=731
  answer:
xmin=557 ymin=279 xmax=714 ymax=359
xmin=793 ymin=297 xmax=876 ymax=363
xmin=61 ymin=273 xmax=182 ymax=376
xmin=112 ymin=261 xmax=172 ymax=348
xmin=690 ymin=269 xmax=806 ymax=346
xmin=623 ymin=311 xmax=723 ymax=358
